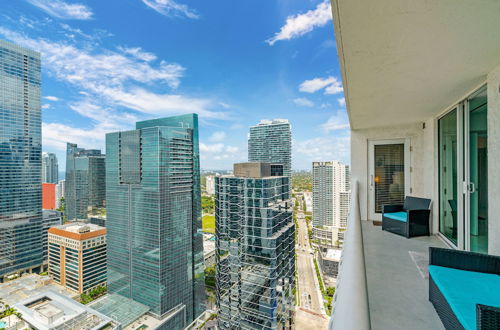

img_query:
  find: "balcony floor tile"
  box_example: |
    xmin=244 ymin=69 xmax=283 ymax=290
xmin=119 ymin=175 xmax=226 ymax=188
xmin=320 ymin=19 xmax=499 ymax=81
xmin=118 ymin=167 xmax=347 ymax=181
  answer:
xmin=362 ymin=221 xmax=446 ymax=330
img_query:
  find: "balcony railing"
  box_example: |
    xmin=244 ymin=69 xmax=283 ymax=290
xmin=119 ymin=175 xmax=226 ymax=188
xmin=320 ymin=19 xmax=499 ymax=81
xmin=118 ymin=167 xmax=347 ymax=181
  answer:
xmin=329 ymin=180 xmax=371 ymax=330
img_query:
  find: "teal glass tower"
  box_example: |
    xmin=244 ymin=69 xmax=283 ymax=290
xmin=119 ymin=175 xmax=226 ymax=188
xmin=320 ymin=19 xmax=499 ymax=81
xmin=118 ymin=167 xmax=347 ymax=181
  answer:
xmin=106 ymin=114 xmax=205 ymax=329
xmin=0 ymin=40 xmax=43 ymax=281
xmin=216 ymin=163 xmax=295 ymax=329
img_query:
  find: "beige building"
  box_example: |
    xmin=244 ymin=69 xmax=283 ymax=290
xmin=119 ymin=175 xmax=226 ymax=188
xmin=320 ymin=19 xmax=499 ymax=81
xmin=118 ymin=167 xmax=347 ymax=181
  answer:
xmin=48 ymin=222 xmax=107 ymax=294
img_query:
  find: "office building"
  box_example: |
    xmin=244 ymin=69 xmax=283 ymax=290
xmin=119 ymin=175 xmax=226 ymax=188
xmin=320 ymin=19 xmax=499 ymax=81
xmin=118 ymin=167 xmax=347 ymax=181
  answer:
xmin=65 ymin=143 xmax=105 ymax=221
xmin=55 ymin=179 xmax=65 ymax=209
xmin=42 ymin=183 xmax=56 ymax=210
xmin=42 ymin=210 xmax=63 ymax=266
xmin=329 ymin=2 xmax=500 ymax=329
xmin=312 ymin=161 xmax=350 ymax=228
xmin=106 ymin=114 xmax=205 ymax=329
xmin=216 ymin=162 xmax=295 ymax=329
xmin=42 ymin=152 xmax=58 ymax=184
xmin=0 ymin=40 xmax=43 ymax=282
xmin=88 ymin=215 xmax=106 ymax=227
xmin=248 ymin=119 xmax=292 ymax=177
xmin=205 ymin=175 xmax=215 ymax=195
xmin=48 ymin=222 xmax=106 ymax=294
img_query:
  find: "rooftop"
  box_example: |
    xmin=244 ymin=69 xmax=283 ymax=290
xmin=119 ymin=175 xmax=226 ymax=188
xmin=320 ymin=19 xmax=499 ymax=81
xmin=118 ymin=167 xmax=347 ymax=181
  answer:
xmin=0 ymin=274 xmax=77 ymax=305
xmin=324 ymin=249 xmax=342 ymax=261
xmin=255 ymin=118 xmax=289 ymax=126
xmin=13 ymin=291 xmax=119 ymax=330
xmin=48 ymin=222 xmax=106 ymax=240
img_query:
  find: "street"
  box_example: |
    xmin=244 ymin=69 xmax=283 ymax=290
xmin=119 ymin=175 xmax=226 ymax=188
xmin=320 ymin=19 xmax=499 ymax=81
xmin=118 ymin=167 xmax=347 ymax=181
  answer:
xmin=294 ymin=195 xmax=329 ymax=329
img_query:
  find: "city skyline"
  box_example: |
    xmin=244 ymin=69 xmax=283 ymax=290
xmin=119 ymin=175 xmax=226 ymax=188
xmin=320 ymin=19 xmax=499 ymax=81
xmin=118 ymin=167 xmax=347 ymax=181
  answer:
xmin=0 ymin=0 xmax=350 ymax=171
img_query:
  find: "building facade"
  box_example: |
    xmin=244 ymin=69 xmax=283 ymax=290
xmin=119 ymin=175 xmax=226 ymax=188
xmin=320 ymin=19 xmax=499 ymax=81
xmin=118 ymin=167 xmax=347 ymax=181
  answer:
xmin=42 ymin=152 xmax=58 ymax=184
xmin=42 ymin=183 xmax=56 ymax=210
xmin=205 ymin=175 xmax=215 ymax=195
xmin=42 ymin=210 xmax=63 ymax=268
xmin=106 ymin=114 xmax=205 ymax=329
xmin=55 ymin=179 xmax=65 ymax=209
xmin=48 ymin=222 xmax=107 ymax=294
xmin=65 ymin=143 xmax=105 ymax=221
xmin=0 ymin=40 xmax=43 ymax=281
xmin=248 ymin=119 xmax=292 ymax=177
xmin=312 ymin=161 xmax=350 ymax=228
xmin=215 ymin=163 xmax=295 ymax=330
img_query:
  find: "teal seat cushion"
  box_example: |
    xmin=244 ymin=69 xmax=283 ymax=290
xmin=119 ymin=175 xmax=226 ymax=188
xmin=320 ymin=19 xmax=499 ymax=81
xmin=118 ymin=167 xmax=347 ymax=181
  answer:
xmin=429 ymin=265 xmax=500 ymax=330
xmin=384 ymin=211 xmax=407 ymax=222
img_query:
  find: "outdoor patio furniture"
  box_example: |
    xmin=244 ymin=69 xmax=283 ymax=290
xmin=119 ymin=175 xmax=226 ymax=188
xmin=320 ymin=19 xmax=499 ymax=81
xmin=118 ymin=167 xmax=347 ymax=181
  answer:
xmin=429 ymin=247 xmax=500 ymax=330
xmin=382 ymin=196 xmax=431 ymax=238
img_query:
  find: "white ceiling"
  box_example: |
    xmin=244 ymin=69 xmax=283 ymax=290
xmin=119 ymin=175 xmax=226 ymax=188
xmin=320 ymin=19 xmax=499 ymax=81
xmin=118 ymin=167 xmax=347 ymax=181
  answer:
xmin=331 ymin=0 xmax=500 ymax=130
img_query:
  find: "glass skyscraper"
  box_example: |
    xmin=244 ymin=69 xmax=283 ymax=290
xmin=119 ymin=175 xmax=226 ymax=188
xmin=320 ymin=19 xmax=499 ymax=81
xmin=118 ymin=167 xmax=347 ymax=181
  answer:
xmin=65 ymin=143 xmax=105 ymax=221
xmin=42 ymin=152 xmax=58 ymax=183
xmin=216 ymin=163 xmax=295 ymax=329
xmin=106 ymin=114 xmax=205 ymax=329
xmin=0 ymin=40 xmax=43 ymax=281
xmin=248 ymin=119 xmax=292 ymax=177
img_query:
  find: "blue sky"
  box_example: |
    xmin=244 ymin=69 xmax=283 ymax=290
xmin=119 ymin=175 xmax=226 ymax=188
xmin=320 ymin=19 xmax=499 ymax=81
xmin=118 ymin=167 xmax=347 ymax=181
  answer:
xmin=1 ymin=0 xmax=350 ymax=171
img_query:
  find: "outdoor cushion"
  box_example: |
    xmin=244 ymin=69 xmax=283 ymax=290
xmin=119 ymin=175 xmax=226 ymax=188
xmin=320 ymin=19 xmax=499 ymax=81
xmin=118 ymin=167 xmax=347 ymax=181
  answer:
xmin=383 ymin=212 xmax=407 ymax=222
xmin=429 ymin=265 xmax=500 ymax=330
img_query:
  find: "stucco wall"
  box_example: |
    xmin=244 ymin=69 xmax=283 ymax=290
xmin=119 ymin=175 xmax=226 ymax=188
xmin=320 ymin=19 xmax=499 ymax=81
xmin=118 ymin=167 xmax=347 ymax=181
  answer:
xmin=351 ymin=120 xmax=436 ymax=231
xmin=487 ymin=67 xmax=500 ymax=255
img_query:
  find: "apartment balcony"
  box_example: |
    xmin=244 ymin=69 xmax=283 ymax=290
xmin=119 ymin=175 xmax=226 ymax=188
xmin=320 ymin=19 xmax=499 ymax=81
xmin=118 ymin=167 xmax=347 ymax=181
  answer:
xmin=330 ymin=181 xmax=446 ymax=330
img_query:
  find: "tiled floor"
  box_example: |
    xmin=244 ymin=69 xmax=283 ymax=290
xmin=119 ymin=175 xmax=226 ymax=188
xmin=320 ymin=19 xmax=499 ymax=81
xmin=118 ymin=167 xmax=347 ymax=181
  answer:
xmin=362 ymin=221 xmax=446 ymax=330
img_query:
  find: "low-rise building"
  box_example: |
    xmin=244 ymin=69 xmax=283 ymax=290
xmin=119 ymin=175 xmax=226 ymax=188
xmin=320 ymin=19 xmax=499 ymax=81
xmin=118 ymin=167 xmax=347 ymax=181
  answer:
xmin=88 ymin=215 xmax=106 ymax=227
xmin=318 ymin=248 xmax=342 ymax=285
xmin=313 ymin=226 xmax=343 ymax=248
xmin=203 ymin=233 xmax=215 ymax=268
xmin=13 ymin=291 xmax=120 ymax=330
xmin=48 ymin=223 xmax=106 ymax=294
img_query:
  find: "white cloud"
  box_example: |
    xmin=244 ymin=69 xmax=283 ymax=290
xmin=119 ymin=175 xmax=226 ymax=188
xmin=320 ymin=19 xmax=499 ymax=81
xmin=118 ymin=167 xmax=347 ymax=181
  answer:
xmin=266 ymin=1 xmax=332 ymax=46
xmin=294 ymin=134 xmax=350 ymax=167
xmin=299 ymin=76 xmax=343 ymax=94
xmin=142 ymin=0 xmax=199 ymax=19
xmin=0 ymin=27 xmax=225 ymax=120
xmin=200 ymin=143 xmax=225 ymax=153
xmin=42 ymin=104 xmax=51 ymax=109
xmin=321 ymin=111 xmax=350 ymax=132
xmin=337 ymin=97 xmax=346 ymax=107
xmin=209 ymin=131 xmax=226 ymax=143
xmin=225 ymin=146 xmax=239 ymax=153
xmin=325 ymin=80 xmax=343 ymax=95
xmin=293 ymin=97 xmax=314 ymax=107
xmin=44 ymin=96 xmax=59 ymax=101
xmin=118 ymin=46 xmax=157 ymax=62
xmin=26 ymin=0 xmax=93 ymax=20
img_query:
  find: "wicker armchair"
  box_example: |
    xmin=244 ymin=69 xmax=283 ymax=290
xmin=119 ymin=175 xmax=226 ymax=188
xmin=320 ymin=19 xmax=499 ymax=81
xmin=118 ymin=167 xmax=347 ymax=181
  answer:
xmin=382 ymin=196 xmax=431 ymax=238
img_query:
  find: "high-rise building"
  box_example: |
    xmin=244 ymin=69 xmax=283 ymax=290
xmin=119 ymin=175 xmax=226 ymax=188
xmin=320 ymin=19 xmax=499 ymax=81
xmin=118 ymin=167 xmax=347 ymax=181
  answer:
xmin=0 ymin=40 xmax=43 ymax=281
xmin=42 ymin=183 xmax=56 ymax=210
xmin=48 ymin=222 xmax=107 ymax=294
xmin=42 ymin=152 xmax=58 ymax=183
xmin=312 ymin=161 xmax=350 ymax=229
xmin=216 ymin=162 xmax=295 ymax=329
xmin=205 ymin=175 xmax=215 ymax=195
xmin=248 ymin=119 xmax=292 ymax=177
xmin=65 ymin=143 xmax=105 ymax=221
xmin=106 ymin=114 xmax=205 ymax=329
xmin=55 ymin=179 xmax=65 ymax=209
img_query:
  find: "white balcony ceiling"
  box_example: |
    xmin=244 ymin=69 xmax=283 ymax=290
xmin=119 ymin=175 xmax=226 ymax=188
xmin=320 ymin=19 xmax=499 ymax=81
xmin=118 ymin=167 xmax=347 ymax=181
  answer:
xmin=331 ymin=0 xmax=500 ymax=130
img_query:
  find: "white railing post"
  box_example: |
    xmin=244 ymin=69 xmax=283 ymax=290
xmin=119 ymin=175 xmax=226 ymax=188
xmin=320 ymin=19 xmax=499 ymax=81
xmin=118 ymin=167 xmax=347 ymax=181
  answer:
xmin=329 ymin=180 xmax=371 ymax=330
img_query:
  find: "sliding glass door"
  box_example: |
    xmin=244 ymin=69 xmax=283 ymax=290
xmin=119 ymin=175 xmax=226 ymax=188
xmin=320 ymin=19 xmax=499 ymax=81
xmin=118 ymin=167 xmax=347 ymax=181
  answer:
xmin=438 ymin=85 xmax=488 ymax=253
xmin=466 ymin=87 xmax=488 ymax=253
xmin=438 ymin=109 xmax=458 ymax=246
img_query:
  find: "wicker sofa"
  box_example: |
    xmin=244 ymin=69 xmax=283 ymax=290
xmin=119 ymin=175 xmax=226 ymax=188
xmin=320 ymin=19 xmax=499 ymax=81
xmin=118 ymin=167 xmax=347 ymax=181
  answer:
xmin=382 ymin=196 xmax=431 ymax=238
xmin=429 ymin=247 xmax=500 ymax=330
